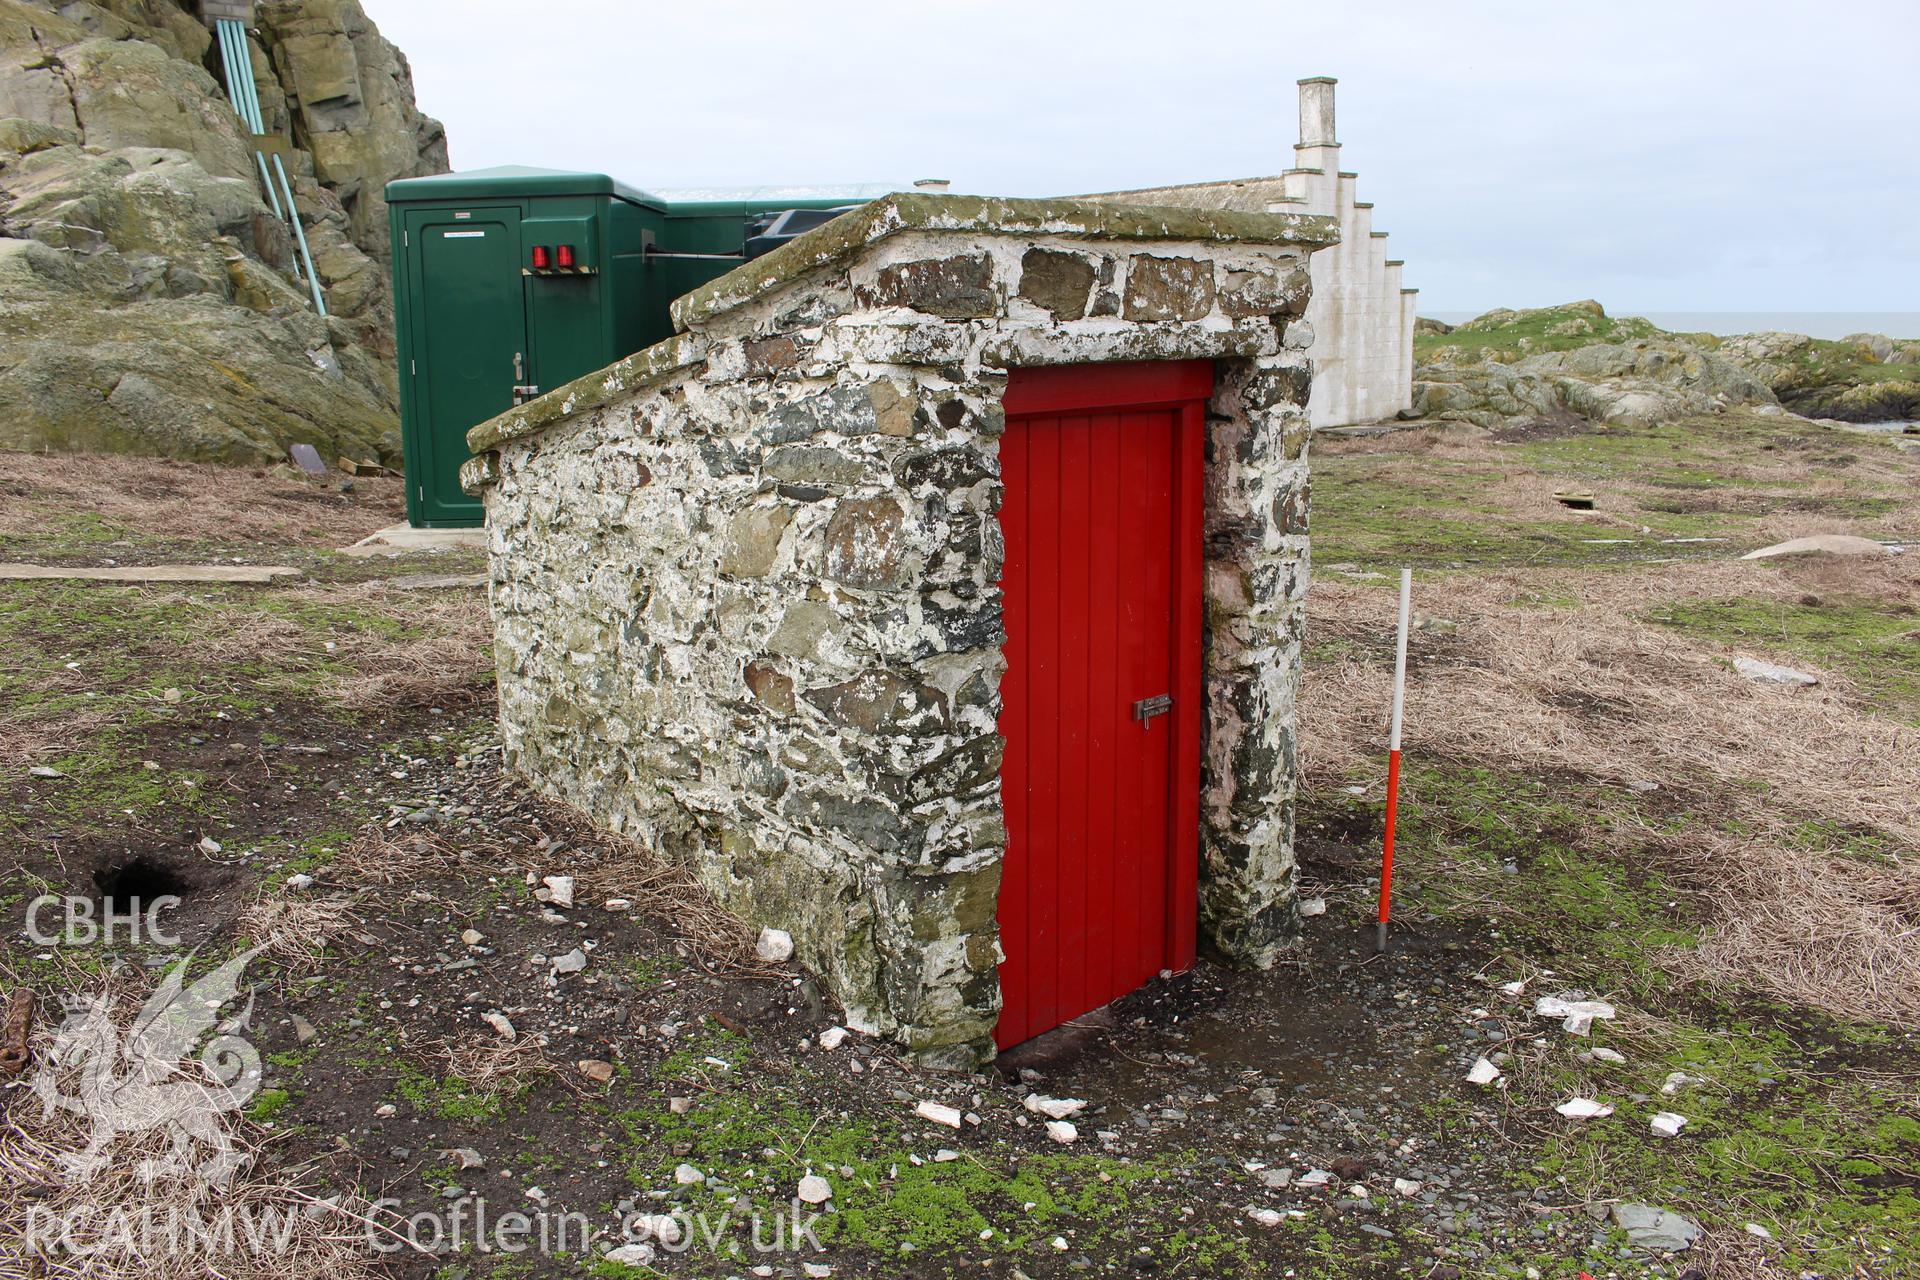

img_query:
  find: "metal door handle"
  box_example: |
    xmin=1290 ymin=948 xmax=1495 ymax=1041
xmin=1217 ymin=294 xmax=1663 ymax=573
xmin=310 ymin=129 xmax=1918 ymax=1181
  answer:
xmin=1133 ymin=694 xmax=1172 ymax=726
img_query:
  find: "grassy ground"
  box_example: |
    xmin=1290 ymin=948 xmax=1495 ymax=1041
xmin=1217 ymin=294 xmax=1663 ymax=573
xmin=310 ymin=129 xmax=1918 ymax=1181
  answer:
xmin=0 ymin=420 xmax=1915 ymax=1280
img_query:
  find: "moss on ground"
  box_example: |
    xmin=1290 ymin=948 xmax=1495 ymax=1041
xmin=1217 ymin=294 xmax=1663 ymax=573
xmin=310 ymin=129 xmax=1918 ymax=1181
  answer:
xmin=1644 ymin=596 xmax=1920 ymax=722
xmin=1312 ymin=410 xmax=1918 ymax=567
xmin=1327 ymin=762 xmax=1920 ymax=1275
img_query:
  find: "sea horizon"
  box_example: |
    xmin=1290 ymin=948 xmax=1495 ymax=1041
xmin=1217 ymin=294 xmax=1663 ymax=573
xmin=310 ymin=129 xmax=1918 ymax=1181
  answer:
xmin=1423 ymin=310 xmax=1920 ymax=342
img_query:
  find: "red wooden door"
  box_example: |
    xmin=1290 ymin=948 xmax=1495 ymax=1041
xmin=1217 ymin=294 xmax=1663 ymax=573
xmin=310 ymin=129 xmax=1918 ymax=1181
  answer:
xmin=995 ymin=360 xmax=1209 ymax=1050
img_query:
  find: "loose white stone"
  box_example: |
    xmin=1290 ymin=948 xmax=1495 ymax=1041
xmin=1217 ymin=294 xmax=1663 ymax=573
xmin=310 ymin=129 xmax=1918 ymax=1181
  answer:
xmin=28 ymin=765 xmax=65 ymax=779
xmin=1467 ymin=1057 xmax=1502 ymax=1085
xmin=1045 ymin=1120 xmax=1077 ymax=1144
xmin=197 ymin=835 xmax=222 ymax=855
xmin=1555 ymin=1096 xmax=1614 ymax=1119
xmin=1393 ymin=1178 xmax=1423 ymax=1198
xmin=1022 ymin=1094 xmax=1087 ymax=1121
xmin=481 ymin=1011 xmax=516 ymax=1039
xmin=797 ymin=1174 xmax=832 ymax=1205
xmin=1744 ymin=1222 xmax=1773 ymax=1240
xmin=1248 ymin=1207 xmax=1282 ymax=1227
xmin=550 ymin=947 xmax=588 ymax=975
xmin=1589 ymin=1046 xmax=1626 ymax=1064
xmin=461 ymin=928 xmax=484 ymax=945
xmin=1734 ymin=656 xmax=1819 ymax=686
xmin=286 ymin=873 xmax=314 ymax=891
xmin=633 ymin=1213 xmax=682 ymax=1244
xmin=803 ymin=1264 xmax=832 ymax=1278
xmin=1650 ymin=1111 xmax=1688 ymax=1138
xmin=541 ymin=874 xmax=574 ymax=907
xmin=755 ymin=927 xmax=794 ymax=962
xmin=915 ymin=1100 xmax=963 ymax=1128
xmin=818 ymin=1026 xmax=849 ymax=1050
xmin=606 ymin=1243 xmax=655 ymax=1265
xmin=1298 ymin=897 xmax=1328 ymax=918
xmin=1296 ymin=1169 xmax=1332 ymax=1187
xmin=1534 ymin=994 xmax=1617 ymax=1036
xmin=673 ymin=1163 xmax=704 ymax=1185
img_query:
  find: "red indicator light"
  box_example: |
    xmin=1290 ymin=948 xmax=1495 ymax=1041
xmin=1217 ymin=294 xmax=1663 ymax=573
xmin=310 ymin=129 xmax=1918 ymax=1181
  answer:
xmin=556 ymin=244 xmax=576 ymax=269
xmin=530 ymin=245 xmax=551 ymax=269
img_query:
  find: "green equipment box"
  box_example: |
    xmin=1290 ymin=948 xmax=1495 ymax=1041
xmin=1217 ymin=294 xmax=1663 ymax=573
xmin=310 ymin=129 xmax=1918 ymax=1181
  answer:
xmin=386 ymin=166 xmax=889 ymax=527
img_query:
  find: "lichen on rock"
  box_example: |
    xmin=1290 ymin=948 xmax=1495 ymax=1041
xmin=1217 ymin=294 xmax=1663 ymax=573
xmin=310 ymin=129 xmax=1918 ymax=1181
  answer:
xmin=0 ymin=0 xmax=447 ymax=462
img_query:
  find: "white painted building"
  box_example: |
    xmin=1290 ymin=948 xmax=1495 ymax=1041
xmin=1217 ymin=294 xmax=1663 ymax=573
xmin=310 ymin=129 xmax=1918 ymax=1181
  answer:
xmin=1082 ymin=77 xmax=1417 ymax=427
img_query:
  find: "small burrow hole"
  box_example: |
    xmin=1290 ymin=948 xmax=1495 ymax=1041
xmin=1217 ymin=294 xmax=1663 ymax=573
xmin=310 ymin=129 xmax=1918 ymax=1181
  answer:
xmin=93 ymin=856 xmax=192 ymax=915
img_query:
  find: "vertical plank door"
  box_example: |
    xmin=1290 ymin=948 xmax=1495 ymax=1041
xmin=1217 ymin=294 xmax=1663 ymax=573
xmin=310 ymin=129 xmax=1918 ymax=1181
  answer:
xmin=995 ymin=360 xmax=1210 ymax=1050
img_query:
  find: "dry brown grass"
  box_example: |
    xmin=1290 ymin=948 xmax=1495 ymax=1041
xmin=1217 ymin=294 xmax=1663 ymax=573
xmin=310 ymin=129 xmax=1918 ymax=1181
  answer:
xmin=330 ymin=812 xmax=780 ymax=979
xmin=419 ymin=1034 xmax=556 ymax=1101
xmin=0 ymin=451 xmax=404 ymax=549
xmin=0 ymin=968 xmax=392 ymax=1280
xmin=234 ymin=894 xmax=364 ymax=966
xmin=1301 ymin=554 xmax=1920 ymax=1025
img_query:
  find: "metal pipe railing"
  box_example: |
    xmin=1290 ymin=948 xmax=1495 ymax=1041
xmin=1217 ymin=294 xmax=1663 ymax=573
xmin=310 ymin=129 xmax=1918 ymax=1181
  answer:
xmin=214 ymin=18 xmax=325 ymax=314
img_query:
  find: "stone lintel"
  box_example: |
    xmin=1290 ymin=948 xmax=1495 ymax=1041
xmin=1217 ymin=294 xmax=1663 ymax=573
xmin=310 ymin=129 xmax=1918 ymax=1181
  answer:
xmin=671 ymin=192 xmax=1337 ymax=333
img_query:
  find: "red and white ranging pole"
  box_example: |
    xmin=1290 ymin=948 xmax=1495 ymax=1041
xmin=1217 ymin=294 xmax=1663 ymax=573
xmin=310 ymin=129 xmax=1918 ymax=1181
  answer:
xmin=1377 ymin=567 xmax=1412 ymax=954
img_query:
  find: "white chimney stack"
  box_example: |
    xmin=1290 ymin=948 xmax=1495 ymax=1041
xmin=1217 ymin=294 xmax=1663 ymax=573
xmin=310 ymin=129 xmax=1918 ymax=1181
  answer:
xmin=1297 ymin=76 xmax=1337 ymax=148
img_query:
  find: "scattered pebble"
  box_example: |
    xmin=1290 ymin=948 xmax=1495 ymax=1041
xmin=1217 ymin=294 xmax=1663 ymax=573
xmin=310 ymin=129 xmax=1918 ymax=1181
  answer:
xmin=1022 ymin=1094 xmax=1087 ymax=1121
xmin=756 ymin=927 xmax=795 ymax=963
xmin=1650 ymin=1111 xmax=1688 ymax=1138
xmin=577 ymin=1059 xmax=616 ymax=1084
xmin=1554 ymin=1096 xmax=1614 ymax=1120
xmin=915 ymin=1100 xmax=963 ymax=1129
xmin=673 ymin=1163 xmax=704 ymax=1185
xmin=797 ymin=1174 xmax=833 ymax=1205
xmin=1045 ymin=1120 xmax=1078 ymax=1144
xmin=818 ymin=1026 xmax=849 ymax=1050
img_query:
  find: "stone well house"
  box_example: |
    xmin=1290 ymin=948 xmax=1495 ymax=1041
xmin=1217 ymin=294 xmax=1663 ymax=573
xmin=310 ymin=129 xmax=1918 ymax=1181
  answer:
xmin=461 ymin=194 xmax=1335 ymax=1067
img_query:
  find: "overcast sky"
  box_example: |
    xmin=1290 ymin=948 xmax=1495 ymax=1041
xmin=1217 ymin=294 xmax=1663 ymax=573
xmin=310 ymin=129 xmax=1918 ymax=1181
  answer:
xmin=365 ymin=0 xmax=1919 ymax=315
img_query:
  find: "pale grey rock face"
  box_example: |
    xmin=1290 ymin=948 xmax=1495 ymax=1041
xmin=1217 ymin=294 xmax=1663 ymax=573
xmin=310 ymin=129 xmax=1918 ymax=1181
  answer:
xmin=0 ymin=0 xmax=446 ymax=463
xmin=466 ymin=202 xmax=1326 ymax=1066
xmin=1413 ymin=339 xmax=1778 ymax=429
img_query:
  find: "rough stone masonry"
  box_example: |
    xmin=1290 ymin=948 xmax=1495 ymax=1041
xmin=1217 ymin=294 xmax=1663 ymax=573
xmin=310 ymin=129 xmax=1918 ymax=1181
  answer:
xmin=461 ymin=193 xmax=1337 ymax=1067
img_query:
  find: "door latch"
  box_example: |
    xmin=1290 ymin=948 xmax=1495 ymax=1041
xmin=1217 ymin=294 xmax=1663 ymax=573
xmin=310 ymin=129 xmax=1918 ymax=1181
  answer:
xmin=511 ymin=384 xmax=541 ymax=406
xmin=1132 ymin=694 xmax=1173 ymax=727
xmin=513 ymin=351 xmax=525 ymax=380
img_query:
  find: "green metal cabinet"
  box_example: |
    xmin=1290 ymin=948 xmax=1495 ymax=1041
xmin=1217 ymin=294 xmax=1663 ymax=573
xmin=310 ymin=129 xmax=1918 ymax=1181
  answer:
xmin=387 ymin=166 xmax=885 ymax=527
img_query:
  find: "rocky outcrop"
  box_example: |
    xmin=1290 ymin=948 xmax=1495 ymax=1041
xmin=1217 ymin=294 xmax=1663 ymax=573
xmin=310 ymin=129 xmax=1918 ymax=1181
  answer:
xmin=1413 ymin=337 xmax=1779 ymax=429
xmin=0 ymin=0 xmax=445 ymax=463
xmin=1715 ymin=330 xmax=1920 ymax=423
xmin=1410 ymin=302 xmax=1919 ymax=429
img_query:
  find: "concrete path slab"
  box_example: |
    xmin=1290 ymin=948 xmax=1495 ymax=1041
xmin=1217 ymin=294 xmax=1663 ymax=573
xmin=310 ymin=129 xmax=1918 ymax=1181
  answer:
xmin=340 ymin=523 xmax=487 ymax=557
xmin=0 ymin=563 xmax=300 ymax=583
xmin=379 ymin=573 xmax=488 ymax=591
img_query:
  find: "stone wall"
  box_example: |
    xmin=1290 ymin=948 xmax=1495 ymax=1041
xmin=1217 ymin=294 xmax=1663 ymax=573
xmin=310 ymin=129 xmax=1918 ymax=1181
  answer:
xmin=464 ymin=195 xmax=1335 ymax=1067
